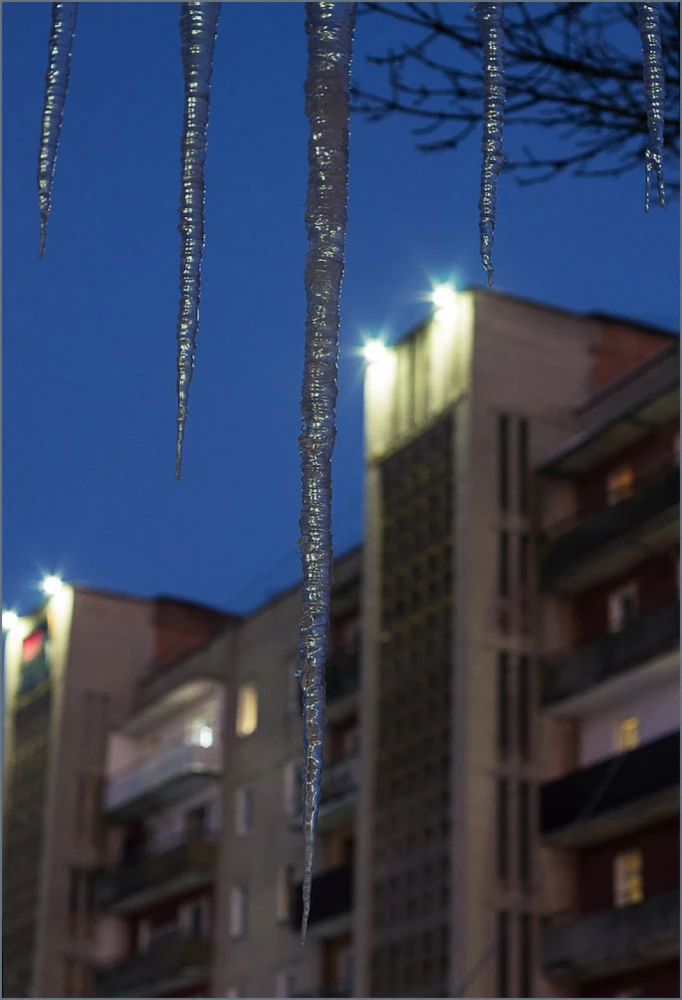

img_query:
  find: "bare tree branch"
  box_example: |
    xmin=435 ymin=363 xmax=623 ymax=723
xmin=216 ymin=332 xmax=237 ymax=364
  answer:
xmin=352 ymin=2 xmax=680 ymax=193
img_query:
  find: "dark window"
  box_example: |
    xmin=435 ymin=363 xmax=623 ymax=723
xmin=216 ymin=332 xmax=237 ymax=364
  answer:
xmin=497 ymin=779 xmax=508 ymax=880
xmin=497 ymin=911 xmax=509 ymax=998
xmin=498 ymin=415 xmax=509 ymax=512
xmin=186 ymin=804 xmax=208 ymax=839
xmin=497 ymin=653 xmax=510 ymax=758
xmin=518 ymin=781 xmax=531 ymax=886
xmin=518 ymin=657 xmax=531 ymax=760
xmin=518 ymin=419 xmax=529 ymax=515
xmin=519 ymin=533 xmax=529 ymax=587
xmin=519 ymin=913 xmax=532 ymax=998
xmin=498 ymin=532 xmax=510 ymax=598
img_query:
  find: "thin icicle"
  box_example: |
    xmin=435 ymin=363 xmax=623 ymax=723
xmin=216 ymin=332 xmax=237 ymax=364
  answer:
xmin=472 ymin=2 xmax=506 ymax=287
xmin=637 ymin=2 xmax=666 ymax=211
xmin=175 ymin=2 xmax=221 ymax=480
xmin=37 ymin=2 xmax=78 ymax=258
xmin=298 ymin=0 xmax=356 ymax=944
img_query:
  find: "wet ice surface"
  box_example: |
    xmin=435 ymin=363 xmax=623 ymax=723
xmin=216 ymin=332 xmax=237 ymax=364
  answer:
xmin=637 ymin=2 xmax=666 ymax=211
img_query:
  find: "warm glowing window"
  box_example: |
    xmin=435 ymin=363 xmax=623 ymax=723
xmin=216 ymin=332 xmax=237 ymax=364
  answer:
xmin=606 ymin=465 xmax=634 ymax=505
xmin=613 ymin=849 xmax=644 ymax=907
xmin=614 ymin=717 xmax=640 ymax=753
xmin=235 ymin=685 xmax=258 ymax=738
xmin=607 ymin=583 xmax=638 ymax=634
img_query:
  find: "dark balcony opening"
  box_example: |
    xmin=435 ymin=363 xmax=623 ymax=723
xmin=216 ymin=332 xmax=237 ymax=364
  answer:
xmin=94 ymin=932 xmax=211 ymax=998
xmin=541 ymin=732 xmax=680 ymax=839
xmin=290 ymin=863 xmax=353 ymax=932
xmin=542 ymin=599 xmax=680 ymax=707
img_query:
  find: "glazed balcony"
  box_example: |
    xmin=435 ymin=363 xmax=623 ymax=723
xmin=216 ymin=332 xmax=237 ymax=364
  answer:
xmin=98 ymin=834 xmax=217 ymax=915
xmin=541 ymin=731 xmax=680 ymax=847
xmin=290 ymin=863 xmax=353 ymax=938
xmin=542 ymin=461 xmax=679 ymax=592
xmin=292 ymin=753 xmax=358 ymax=832
xmin=104 ymin=740 xmax=222 ymax=823
xmin=542 ymin=599 xmax=680 ymax=711
xmin=543 ymin=888 xmax=680 ymax=983
xmin=94 ymin=933 xmax=211 ymax=998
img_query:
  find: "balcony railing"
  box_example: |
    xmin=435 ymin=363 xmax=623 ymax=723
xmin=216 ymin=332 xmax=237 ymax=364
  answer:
xmin=542 ymin=462 xmax=679 ymax=589
xmin=99 ymin=835 xmax=217 ymax=914
xmin=105 ymin=741 xmax=222 ymax=822
xmin=543 ymin=888 xmax=680 ymax=983
xmin=542 ymin=599 xmax=680 ymax=707
xmin=290 ymin=863 xmax=353 ymax=934
xmin=95 ymin=933 xmax=211 ymax=998
xmin=541 ymin=731 xmax=680 ymax=844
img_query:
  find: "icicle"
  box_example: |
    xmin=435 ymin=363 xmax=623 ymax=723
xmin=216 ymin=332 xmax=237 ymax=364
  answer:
xmin=175 ymin=2 xmax=221 ymax=480
xmin=472 ymin=2 xmax=506 ymax=287
xmin=297 ymin=0 xmax=356 ymax=944
xmin=637 ymin=2 xmax=666 ymax=211
xmin=37 ymin=2 xmax=78 ymax=258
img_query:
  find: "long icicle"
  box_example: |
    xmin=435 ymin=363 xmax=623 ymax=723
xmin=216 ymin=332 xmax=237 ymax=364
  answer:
xmin=298 ymin=0 xmax=356 ymax=944
xmin=472 ymin=2 xmax=506 ymax=287
xmin=37 ymin=2 xmax=78 ymax=258
xmin=637 ymin=2 xmax=666 ymax=211
xmin=175 ymin=2 xmax=221 ymax=480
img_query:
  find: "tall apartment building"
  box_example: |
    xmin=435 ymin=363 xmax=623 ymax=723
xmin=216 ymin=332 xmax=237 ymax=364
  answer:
xmin=211 ymin=545 xmax=362 ymax=999
xmin=537 ymin=340 xmax=680 ymax=998
xmin=355 ymin=288 xmax=677 ymax=999
xmin=2 ymin=583 xmax=233 ymax=998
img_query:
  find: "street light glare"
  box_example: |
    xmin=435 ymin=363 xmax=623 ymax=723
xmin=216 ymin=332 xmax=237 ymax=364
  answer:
xmin=2 ymin=610 xmax=19 ymax=632
xmin=42 ymin=575 xmax=63 ymax=596
xmin=363 ymin=339 xmax=389 ymax=365
xmin=431 ymin=284 xmax=457 ymax=312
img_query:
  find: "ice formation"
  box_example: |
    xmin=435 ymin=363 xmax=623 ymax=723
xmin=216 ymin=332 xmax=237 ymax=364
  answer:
xmin=472 ymin=2 xmax=506 ymax=287
xmin=175 ymin=2 xmax=221 ymax=479
xmin=37 ymin=2 xmax=78 ymax=258
xmin=637 ymin=2 xmax=666 ymax=211
xmin=297 ymin=0 xmax=356 ymax=942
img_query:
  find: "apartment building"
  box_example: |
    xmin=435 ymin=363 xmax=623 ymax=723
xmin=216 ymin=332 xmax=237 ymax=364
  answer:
xmin=211 ymin=545 xmax=362 ymax=999
xmin=355 ymin=287 xmax=677 ymax=999
xmin=2 ymin=583 xmax=234 ymax=998
xmin=537 ymin=340 xmax=680 ymax=998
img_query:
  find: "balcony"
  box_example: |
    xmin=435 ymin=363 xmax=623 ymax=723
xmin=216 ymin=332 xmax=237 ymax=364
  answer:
xmin=543 ymin=888 xmax=680 ymax=983
xmin=542 ymin=462 xmax=679 ymax=592
xmin=541 ymin=731 xmax=680 ymax=847
xmin=98 ymin=835 xmax=217 ymax=915
xmin=291 ymin=863 xmax=353 ymax=938
xmin=542 ymin=599 xmax=680 ymax=711
xmin=292 ymin=754 xmax=358 ymax=832
xmin=326 ymin=650 xmax=360 ymax=721
xmin=95 ymin=933 xmax=211 ymax=998
xmin=104 ymin=741 xmax=222 ymax=823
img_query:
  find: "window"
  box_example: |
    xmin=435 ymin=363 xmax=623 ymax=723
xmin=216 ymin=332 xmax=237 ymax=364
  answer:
xmin=283 ymin=761 xmax=299 ymax=818
xmin=498 ymin=531 xmax=510 ymax=598
xmin=225 ymin=989 xmax=241 ymax=999
xmin=188 ymin=718 xmax=214 ymax=747
xmin=608 ymin=583 xmax=638 ymax=633
xmin=497 ymin=653 xmax=510 ymax=758
xmin=497 ymin=779 xmax=508 ymax=880
xmin=275 ymin=864 xmax=294 ymax=922
xmin=235 ymin=685 xmax=258 ymax=737
xmin=518 ymin=782 xmax=531 ymax=886
xmin=615 ymin=717 xmax=640 ymax=753
xmin=518 ymin=656 xmax=530 ymax=760
xmin=498 ymin=414 xmax=509 ymax=512
xmin=186 ymin=804 xmax=208 ymax=839
xmin=606 ymin=465 xmax=634 ymax=505
xmin=518 ymin=418 xmax=529 ymax=515
xmin=497 ymin=911 xmax=509 ymax=998
xmin=275 ymin=971 xmax=295 ymax=999
xmin=229 ymin=883 xmax=248 ymax=939
xmin=519 ymin=914 xmax=532 ymax=998
xmin=613 ymin=849 xmax=644 ymax=907
xmin=235 ymin=786 xmax=253 ymax=837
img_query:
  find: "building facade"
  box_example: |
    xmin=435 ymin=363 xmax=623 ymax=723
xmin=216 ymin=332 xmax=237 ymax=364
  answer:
xmin=2 ymin=585 xmax=233 ymax=998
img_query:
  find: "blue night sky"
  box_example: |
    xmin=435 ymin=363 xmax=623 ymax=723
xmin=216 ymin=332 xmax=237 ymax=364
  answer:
xmin=3 ymin=2 xmax=679 ymax=617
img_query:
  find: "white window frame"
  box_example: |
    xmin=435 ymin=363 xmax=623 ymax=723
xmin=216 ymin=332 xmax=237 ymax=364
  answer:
xmin=607 ymin=582 xmax=639 ymax=634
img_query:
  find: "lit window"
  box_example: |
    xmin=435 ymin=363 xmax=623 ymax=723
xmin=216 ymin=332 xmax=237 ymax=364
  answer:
xmin=235 ymin=685 xmax=258 ymax=737
xmin=613 ymin=850 xmax=644 ymax=907
xmin=234 ymin=786 xmax=253 ymax=837
xmin=606 ymin=465 xmax=634 ymax=505
xmin=614 ymin=717 xmax=640 ymax=753
xmin=188 ymin=719 xmax=214 ymax=748
xmin=607 ymin=583 xmax=638 ymax=634
xmin=229 ymin=884 xmax=248 ymax=939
